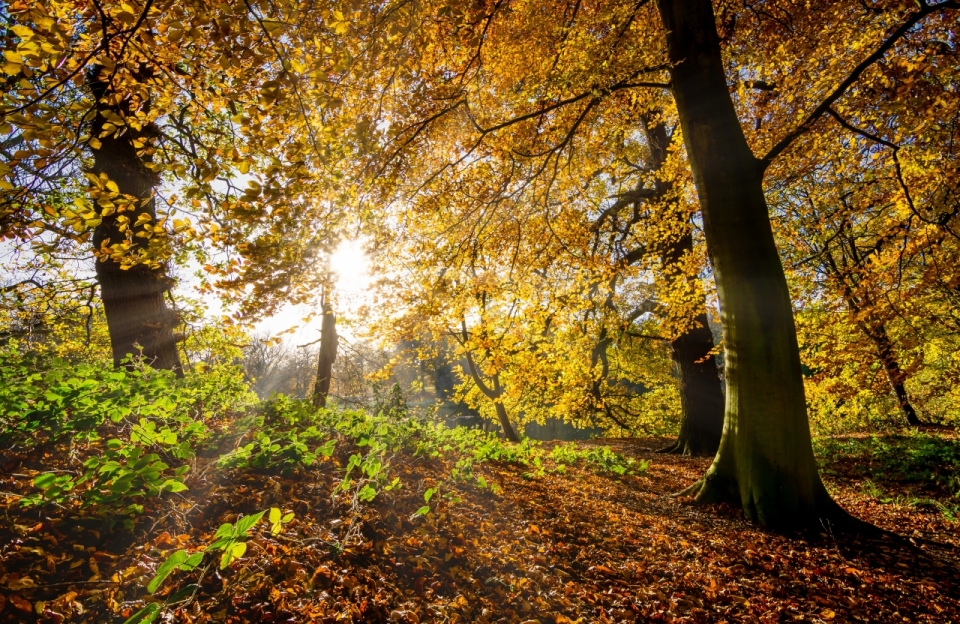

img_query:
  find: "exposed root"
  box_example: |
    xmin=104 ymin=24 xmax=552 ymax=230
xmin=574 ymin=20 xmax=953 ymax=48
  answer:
xmin=656 ymin=436 xmax=719 ymax=457
xmin=657 ymin=439 xmax=683 ymax=455
xmin=673 ymin=478 xmax=704 ymax=498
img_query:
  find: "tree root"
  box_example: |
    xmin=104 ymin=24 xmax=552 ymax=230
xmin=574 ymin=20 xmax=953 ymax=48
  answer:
xmin=656 ymin=436 xmax=719 ymax=457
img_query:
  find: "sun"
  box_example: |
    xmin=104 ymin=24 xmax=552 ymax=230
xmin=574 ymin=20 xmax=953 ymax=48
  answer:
xmin=329 ymin=238 xmax=371 ymax=297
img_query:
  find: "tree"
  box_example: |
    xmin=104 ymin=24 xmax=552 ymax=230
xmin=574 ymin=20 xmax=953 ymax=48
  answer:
xmin=654 ymin=0 xmax=837 ymax=526
xmin=312 ymin=302 xmax=339 ymax=407
xmin=775 ymin=175 xmax=927 ymax=427
xmin=630 ymin=119 xmax=724 ymax=455
xmin=87 ymin=65 xmax=182 ymax=371
xmin=455 ymin=319 xmax=521 ymax=442
xmin=325 ymin=0 xmax=959 ymax=527
xmin=2 ymin=0 xmax=350 ymax=369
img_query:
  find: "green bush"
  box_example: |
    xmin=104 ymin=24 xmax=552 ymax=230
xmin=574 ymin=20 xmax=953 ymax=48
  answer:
xmin=0 ymin=345 xmax=254 ymax=519
xmin=5 ymin=346 xmax=646 ymax=523
xmin=0 ymin=345 xmax=255 ymax=451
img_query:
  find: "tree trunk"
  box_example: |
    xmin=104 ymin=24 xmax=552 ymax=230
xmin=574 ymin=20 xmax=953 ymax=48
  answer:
xmin=661 ymin=307 xmax=725 ymax=456
xmin=492 ymin=374 xmax=521 ymax=442
xmin=636 ymin=121 xmax=725 ymax=455
xmin=88 ymin=68 xmax=182 ymax=373
xmin=657 ymin=0 xmax=841 ymax=528
xmin=867 ymin=324 xmax=923 ymax=426
xmin=825 ymin=247 xmax=923 ymax=427
xmin=463 ymin=346 xmax=520 ymax=442
xmin=312 ymin=304 xmax=338 ymax=407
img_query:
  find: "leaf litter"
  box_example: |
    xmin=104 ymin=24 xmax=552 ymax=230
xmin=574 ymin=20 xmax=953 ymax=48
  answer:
xmin=1 ymin=435 xmax=958 ymax=623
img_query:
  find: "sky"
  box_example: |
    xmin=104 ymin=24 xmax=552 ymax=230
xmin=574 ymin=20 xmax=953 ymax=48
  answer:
xmin=250 ymin=237 xmax=373 ymax=344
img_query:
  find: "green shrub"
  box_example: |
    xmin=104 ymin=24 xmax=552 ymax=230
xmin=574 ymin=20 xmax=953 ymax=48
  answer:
xmin=1 ymin=346 xmax=254 ymax=520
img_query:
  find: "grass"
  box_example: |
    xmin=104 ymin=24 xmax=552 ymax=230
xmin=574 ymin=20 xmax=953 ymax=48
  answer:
xmin=814 ymin=431 xmax=960 ymax=522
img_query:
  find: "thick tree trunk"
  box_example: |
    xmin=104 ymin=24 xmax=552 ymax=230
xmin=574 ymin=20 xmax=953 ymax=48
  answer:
xmin=867 ymin=324 xmax=922 ymax=426
xmin=637 ymin=121 xmax=725 ymax=455
xmin=312 ymin=304 xmax=338 ymax=407
xmin=657 ymin=0 xmax=841 ymax=528
xmin=661 ymin=307 xmax=725 ymax=456
xmin=88 ymin=68 xmax=182 ymax=373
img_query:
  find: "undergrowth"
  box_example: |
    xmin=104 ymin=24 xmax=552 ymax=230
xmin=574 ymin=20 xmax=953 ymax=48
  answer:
xmin=0 ymin=347 xmax=646 ymax=621
xmin=815 ymin=433 xmax=960 ymax=521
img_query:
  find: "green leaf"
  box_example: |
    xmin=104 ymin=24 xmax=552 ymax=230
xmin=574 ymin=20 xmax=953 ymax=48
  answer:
xmin=123 ymin=603 xmax=160 ymax=624
xmin=219 ymin=541 xmax=247 ymax=569
xmin=110 ymin=474 xmax=136 ymax=494
xmin=269 ymin=507 xmax=281 ymax=525
xmin=346 ymin=453 xmax=362 ymax=471
xmin=147 ymin=550 xmax=187 ymax=593
xmin=181 ymin=552 xmax=204 ymax=571
xmin=33 ymin=473 xmax=59 ymax=490
xmin=424 ymin=487 xmax=437 ymax=503
xmin=235 ymin=510 xmax=265 ymax=536
xmin=110 ymin=474 xmax=135 ymax=494
xmin=358 ymin=484 xmax=377 ymax=502
xmin=213 ymin=523 xmax=235 ymax=539
xmin=414 ymin=505 xmax=430 ymax=516
xmin=318 ymin=439 xmax=336 ymax=457
xmin=161 ymin=479 xmax=188 ymax=493
xmin=208 ymin=537 xmax=233 ymax=551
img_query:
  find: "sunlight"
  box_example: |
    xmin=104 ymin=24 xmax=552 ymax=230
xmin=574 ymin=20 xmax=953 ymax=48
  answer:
xmin=253 ymin=238 xmax=372 ymax=341
xmin=329 ymin=237 xmax=372 ymax=307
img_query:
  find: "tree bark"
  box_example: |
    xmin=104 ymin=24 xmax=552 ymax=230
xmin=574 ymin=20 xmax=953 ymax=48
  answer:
xmin=656 ymin=0 xmax=841 ymax=528
xmin=312 ymin=304 xmax=338 ymax=407
xmin=642 ymin=122 xmax=725 ymax=456
xmin=492 ymin=375 xmax=521 ymax=442
xmin=88 ymin=68 xmax=182 ymax=373
xmin=866 ymin=323 xmax=923 ymax=426
xmin=661 ymin=306 xmax=725 ymax=455
xmin=463 ymin=348 xmax=521 ymax=442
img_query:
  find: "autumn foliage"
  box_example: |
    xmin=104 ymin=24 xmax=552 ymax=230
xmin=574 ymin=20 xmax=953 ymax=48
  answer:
xmin=2 ymin=0 xmax=960 ymax=621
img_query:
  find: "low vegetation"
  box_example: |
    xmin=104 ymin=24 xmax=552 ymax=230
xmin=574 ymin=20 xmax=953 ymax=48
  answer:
xmin=0 ymin=350 xmax=957 ymax=622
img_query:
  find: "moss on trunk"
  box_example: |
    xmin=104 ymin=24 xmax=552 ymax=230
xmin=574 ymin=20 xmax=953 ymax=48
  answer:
xmin=657 ymin=0 xmax=844 ymax=529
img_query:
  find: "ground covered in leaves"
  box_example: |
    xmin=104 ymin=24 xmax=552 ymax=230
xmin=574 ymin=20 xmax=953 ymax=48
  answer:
xmin=2 ymin=434 xmax=959 ymax=623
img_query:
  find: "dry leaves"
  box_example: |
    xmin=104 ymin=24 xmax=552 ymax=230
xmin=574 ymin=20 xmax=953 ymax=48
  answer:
xmin=1 ymin=437 xmax=958 ymax=622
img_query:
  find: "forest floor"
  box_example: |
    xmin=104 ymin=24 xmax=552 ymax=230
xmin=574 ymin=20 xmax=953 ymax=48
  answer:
xmin=2 ymin=434 xmax=959 ymax=623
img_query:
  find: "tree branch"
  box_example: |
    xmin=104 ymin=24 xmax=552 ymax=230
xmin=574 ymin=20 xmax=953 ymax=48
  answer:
xmin=759 ymin=1 xmax=958 ymax=170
